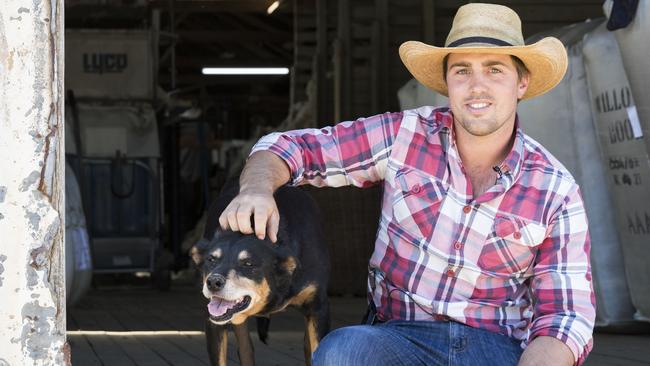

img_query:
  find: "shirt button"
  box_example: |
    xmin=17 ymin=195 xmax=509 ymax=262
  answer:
xmin=513 ymin=231 xmax=522 ymax=240
xmin=446 ymin=268 xmax=455 ymax=277
xmin=411 ymin=184 xmax=421 ymax=194
xmin=454 ymin=242 xmax=462 ymax=250
xmin=463 ymin=205 xmax=472 ymax=214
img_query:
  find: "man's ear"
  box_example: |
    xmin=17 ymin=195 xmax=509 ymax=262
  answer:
xmin=191 ymin=238 xmax=211 ymax=265
xmin=517 ymin=73 xmax=530 ymax=100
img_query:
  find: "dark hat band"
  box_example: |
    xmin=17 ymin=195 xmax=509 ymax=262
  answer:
xmin=447 ymin=36 xmax=513 ymax=48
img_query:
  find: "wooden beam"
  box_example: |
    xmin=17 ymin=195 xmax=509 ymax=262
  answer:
xmin=149 ymin=0 xmax=276 ymax=13
xmin=235 ymin=13 xmax=291 ymax=33
xmin=159 ymin=73 xmax=291 ymax=85
xmin=0 ymin=0 xmax=66 ymax=363
xmin=178 ymin=30 xmax=292 ymax=43
xmin=371 ymin=20 xmax=380 ymax=114
xmin=174 ymin=56 xmax=291 ymax=68
xmin=376 ymin=0 xmax=389 ymax=112
xmin=316 ymin=0 xmax=329 ymax=126
xmin=422 ymin=0 xmax=435 ymax=44
xmin=336 ymin=0 xmax=351 ymax=121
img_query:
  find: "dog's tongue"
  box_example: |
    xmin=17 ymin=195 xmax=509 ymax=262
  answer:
xmin=208 ymin=298 xmax=237 ymax=317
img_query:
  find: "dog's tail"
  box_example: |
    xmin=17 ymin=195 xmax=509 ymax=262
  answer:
xmin=256 ymin=316 xmax=270 ymax=344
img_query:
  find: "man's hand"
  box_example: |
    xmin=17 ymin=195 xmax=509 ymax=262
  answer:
xmin=518 ymin=336 xmax=574 ymax=366
xmin=218 ymin=189 xmax=280 ymax=243
xmin=217 ymin=150 xmax=291 ymax=243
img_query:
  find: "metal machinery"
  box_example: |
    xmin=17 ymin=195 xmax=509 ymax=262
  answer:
xmin=65 ymin=29 xmax=170 ymax=289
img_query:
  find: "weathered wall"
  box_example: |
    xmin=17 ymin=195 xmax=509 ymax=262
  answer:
xmin=0 ymin=1 xmax=66 ymax=365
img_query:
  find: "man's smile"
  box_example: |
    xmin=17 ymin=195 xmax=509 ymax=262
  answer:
xmin=465 ymin=100 xmax=493 ymax=113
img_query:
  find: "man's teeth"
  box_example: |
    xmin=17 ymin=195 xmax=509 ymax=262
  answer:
xmin=469 ymin=102 xmax=489 ymax=109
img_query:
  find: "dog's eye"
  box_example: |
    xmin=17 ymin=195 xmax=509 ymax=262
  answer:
xmin=208 ymin=255 xmax=217 ymax=263
xmin=241 ymin=260 xmax=253 ymax=267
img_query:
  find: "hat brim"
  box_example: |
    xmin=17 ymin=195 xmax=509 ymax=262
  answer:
xmin=398 ymin=37 xmax=568 ymax=100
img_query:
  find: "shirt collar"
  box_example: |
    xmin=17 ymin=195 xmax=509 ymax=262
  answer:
xmin=434 ymin=109 xmax=525 ymax=189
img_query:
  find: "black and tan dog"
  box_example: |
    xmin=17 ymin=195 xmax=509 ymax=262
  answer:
xmin=192 ymin=182 xmax=330 ymax=366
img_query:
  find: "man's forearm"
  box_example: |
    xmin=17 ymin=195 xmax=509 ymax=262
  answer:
xmin=518 ymin=336 xmax=574 ymax=366
xmin=240 ymin=151 xmax=291 ymax=194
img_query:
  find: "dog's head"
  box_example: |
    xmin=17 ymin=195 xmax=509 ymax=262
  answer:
xmin=192 ymin=230 xmax=298 ymax=325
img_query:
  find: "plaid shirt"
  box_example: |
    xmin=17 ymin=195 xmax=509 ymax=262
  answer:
xmin=251 ymin=106 xmax=596 ymax=365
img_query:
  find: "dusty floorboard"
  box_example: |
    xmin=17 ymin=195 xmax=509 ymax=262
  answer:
xmin=67 ymin=286 xmax=650 ymax=365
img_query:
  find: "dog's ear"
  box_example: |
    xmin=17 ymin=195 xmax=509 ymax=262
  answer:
xmin=191 ymin=238 xmax=211 ymax=265
xmin=278 ymin=255 xmax=300 ymax=275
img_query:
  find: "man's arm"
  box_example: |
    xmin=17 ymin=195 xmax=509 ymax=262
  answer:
xmin=218 ymin=151 xmax=290 ymax=242
xmin=526 ymin=184 xmax=596 ymax=365
xmin=219 ymin=111 xmax=403 ymax=241
xmin=518 ymin=336 xmax=574 ymax=366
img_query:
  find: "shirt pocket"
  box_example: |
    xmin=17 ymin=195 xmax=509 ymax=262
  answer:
xmin=391 ymin=167 xmax=446 ymax=241
xmin=478 ymin=215 xmax=547 ymax=278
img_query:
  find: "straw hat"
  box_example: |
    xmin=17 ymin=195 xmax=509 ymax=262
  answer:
xmin=399 ymin=3 xmax=567 ymax=100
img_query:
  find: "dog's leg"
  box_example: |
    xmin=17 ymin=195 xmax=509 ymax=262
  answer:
xmin=302 ymin=297 xmax=330 ymax=366
xmin=205 ymin=319 xmax=228 ymax=366
xmin=233 ymin=320 xmax=255 ymax=366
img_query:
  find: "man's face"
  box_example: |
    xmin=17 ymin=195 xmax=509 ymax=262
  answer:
xmin=445 ymin=53 xmax=529 ymax=137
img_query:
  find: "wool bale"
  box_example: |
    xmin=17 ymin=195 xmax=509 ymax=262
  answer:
xmin=519 ymin=19 xmax=639 ymax=329
xmin=583 ymin=22 xmax=650 ymax=323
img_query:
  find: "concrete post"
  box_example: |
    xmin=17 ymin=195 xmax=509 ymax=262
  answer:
xmin=0 ymin=0 xmax=67 ymax=365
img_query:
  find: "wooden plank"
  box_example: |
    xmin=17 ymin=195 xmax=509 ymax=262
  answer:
xmin=107 ymin=302 xmax=156 ymax=331
xmin=85 ymin=334 xmax=137 ymax=365
xmin=591 ymin=334 xmax=650 ymax=363
xmin=133 ymin=335 xmax=205 ymax=366
xmin=66 ymin=311 xmax=80 ymax=330
xmin=88 ymin=308 xmax=130 ymax=331
xmin=68 ymin=308 xmax=102 ymax=331
xmin=249 ymin=332 xmax=304 ymax=366
xmin=583 ymin=353 xmax=650 ymax=366
xmin=68 ymin=335 xmax=103 ymax=366
xmin=170 ymin=333 xmax=224 ymax=365
xmin=108 ymin=335 xmax=173 ymax=366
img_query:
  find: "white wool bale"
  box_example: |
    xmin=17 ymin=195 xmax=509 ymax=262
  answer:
xmin=583 ymin=22 xmax=650 ymax=322
xmin=607 ymin=0 xmax=650 ymax=143
xmin=519 ymin=20 xmax=639 ymax=328
xmin=65 ymin=162 xmax=93 ymax=306
xmin=398 ymin=78 xmax=448 ymax=110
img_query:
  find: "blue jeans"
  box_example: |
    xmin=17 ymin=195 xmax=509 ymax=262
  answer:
xmin=312 ymin=319 xmax=524 ymax=366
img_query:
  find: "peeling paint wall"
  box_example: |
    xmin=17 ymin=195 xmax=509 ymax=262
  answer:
xmin=0 ymin=1 xmax=66 ymax=365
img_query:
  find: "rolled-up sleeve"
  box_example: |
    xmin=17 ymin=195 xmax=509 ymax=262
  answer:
xmin=250 ymin=112 xmax=402 ymax=188
xmin=528 ymin=184 xmax=596 ymax=365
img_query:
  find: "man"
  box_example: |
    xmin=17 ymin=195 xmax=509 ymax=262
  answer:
xmin=218 ymin=3 xmax=595 ymax=366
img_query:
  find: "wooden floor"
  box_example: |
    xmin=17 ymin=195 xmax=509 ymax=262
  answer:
xmin=67 ymin=284 xmax=650 ymax=365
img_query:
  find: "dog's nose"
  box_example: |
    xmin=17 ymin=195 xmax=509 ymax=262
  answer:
xmin=207 ymin=274 xmax=226 ymax=291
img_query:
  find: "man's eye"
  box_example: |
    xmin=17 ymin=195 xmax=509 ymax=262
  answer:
xmin=490 ymin=68 xmax=502 ymax=73
xmin=456 ymin=69 xmax=468 ymax=75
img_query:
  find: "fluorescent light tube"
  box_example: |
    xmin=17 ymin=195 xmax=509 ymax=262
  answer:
xmin=267 ymin=1 xmax=280 ymax=14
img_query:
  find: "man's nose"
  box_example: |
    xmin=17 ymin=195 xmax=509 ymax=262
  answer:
xmin=468 ymin=71 xmax=488 ymax=94
xmin=207 ymin=274 xmax=226 ymax=291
